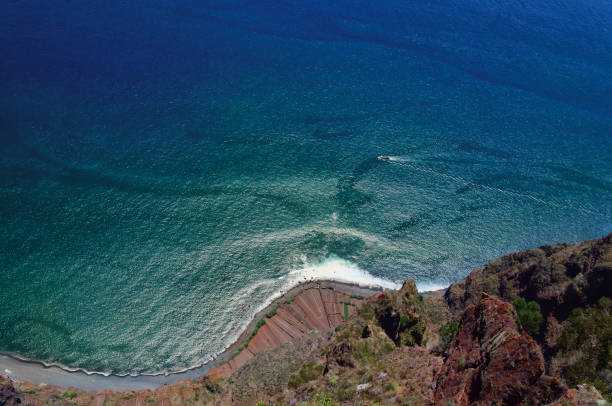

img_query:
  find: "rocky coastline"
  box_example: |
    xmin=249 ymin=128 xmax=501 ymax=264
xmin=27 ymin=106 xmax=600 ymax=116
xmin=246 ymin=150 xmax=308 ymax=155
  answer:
xmin=0 ymin=282 xmax=379 ymax=393
xmin=1 ymin=234 xmax=610 ymax=405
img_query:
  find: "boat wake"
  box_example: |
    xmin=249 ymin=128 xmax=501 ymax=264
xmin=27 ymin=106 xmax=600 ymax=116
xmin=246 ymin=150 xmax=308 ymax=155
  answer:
xmin=377 ymin=154 xmax=600 ymax=215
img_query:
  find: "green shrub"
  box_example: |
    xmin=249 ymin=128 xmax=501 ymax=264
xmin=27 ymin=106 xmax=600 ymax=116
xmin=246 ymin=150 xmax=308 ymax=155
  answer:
xmin=439 ymin=320 xmax=459 ymax=351
xmin=245 ymin=318 xmax=267 ymax=343
xmin=353 ymin=340 xmax=374 ymax=363
xmin=328 ymin=374 xmax=339 ymax=386
xmin=382 ymin=341 xmax=395 ymax=354
xmin=314 ymin=392 xmax=336 ymax=406
xmin=557 ymin=298 xmax=611 ymax=401
xmin=358 ymin=303 xmax=375 ymax=321
xmin=204 ymin=379 xmax=221 ymax=394
xmin=21 ymin=388 xmax=38 ymax=395
xmin=458 ymin=357 xmax=466 ymax=370
xmin=288 ymin=362 xmax=325 ymax=388
xmin=399 ymin=318 xmax=425 ymax=347
xmin=254 ymin=318 xmax=266 ymax=331
xmin=62 ymin=390 xmax=77 ymax=400
xmin=399 ymin=314 xmax=410 ymax=329
xmin=332 ymin=379 xmax=355 ymax=401
xmin=383 ymin=381 xmax=397 ymax=393
xmin=513 ymin=298 xmax=543 ymax=337
xmin=266 ymin=305 xmax=278 ymax=318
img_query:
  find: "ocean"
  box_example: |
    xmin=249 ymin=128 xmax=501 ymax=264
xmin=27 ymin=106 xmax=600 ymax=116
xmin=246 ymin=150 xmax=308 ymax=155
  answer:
xmin=1 ymin=0 xmax=611 ymax=375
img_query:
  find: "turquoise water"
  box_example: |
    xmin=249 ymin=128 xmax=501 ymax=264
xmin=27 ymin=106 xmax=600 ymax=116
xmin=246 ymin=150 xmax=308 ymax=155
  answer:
xmin=1 ymin=0 xmax=611 ymax=374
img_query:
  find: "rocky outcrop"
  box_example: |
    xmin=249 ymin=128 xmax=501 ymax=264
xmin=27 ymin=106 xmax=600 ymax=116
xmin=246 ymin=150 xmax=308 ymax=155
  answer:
xmin=0 ymin=375 xmax=21 ymax=406
xmin=442 ymin=234 xmax=612 ymax=402
xmin=549 ymin=384 xmax=606 ymax=406
xmin=434 ymin=294 xmax=566 ymax=405
xmin=445 ymin=234 xmax=612 ymax=320
xmin=3 ymin=235 xmax=610 ymax=405
xmin=371 ymin=280 xmax=427 ymax=346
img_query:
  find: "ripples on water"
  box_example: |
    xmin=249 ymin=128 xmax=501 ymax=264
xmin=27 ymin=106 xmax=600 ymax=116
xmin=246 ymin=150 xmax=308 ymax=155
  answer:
xmin=1 ymin=0 xmax=611 ymax=374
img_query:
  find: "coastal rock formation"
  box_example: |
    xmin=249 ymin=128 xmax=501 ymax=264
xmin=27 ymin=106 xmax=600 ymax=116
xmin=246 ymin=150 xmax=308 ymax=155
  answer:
xmin=2 ymin=234 xmax=610 ymax=405
xmin=445 ymin=234 xmax=612 ymax=320
xmin=434 ymin=294 xmax=565 ymax=405
xmin=444 ymin=233 xmax=612 ymax=400
xmin=267 ymin=284 xmax=446 ymax=405
xmin=372 ymin=281 xmax=427 ymax=347
xmin=0 ymin=375 xmax=21 ymax=406
xmin=549 ymin=384 xmax=608 ymax=406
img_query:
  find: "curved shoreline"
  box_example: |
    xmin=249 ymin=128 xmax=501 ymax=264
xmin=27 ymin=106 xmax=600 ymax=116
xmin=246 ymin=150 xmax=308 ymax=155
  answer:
xmin=0 ymin=280 xmax=382 ymax=391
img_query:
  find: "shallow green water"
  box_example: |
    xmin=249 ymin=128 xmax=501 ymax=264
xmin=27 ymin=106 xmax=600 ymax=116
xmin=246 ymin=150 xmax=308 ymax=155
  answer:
xmin=1 ymin=0 xmax=611 ymax=374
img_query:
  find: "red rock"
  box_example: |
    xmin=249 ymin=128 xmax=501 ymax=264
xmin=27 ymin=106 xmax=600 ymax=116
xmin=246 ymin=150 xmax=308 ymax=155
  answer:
xmin=548 ymin=384 xmax=605 ymax=406
xmin=445 ymin=234 xmax=612 ymax=320
xmin=0 ymin=375 xmax=21 ymax=406
xmin=434 ymin=294 xmax=565 ymax=405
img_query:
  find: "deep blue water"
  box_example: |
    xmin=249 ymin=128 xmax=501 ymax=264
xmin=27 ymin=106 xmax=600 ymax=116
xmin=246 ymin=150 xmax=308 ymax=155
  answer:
xmin=1 ymin=0 xmax=611 ymax=374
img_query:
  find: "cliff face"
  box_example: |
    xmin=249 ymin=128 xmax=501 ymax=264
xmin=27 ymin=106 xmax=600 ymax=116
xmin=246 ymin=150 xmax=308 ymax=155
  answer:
xmin=444 ymin=233 xmax=612 ymax=401
xmin=0 ymin=375 xmax=21 ymax=406
xmin=434 ymin=294 xmax=565 ymax=405
xmin=2 ymin=234 xmax=610 ymax=405
xmin=445 ymin=234 xmax=612 ymax=320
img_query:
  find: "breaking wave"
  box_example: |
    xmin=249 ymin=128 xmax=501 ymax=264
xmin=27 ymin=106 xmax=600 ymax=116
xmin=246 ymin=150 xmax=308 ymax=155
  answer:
xmin=286 ymin=255 xmax=401 ymax=290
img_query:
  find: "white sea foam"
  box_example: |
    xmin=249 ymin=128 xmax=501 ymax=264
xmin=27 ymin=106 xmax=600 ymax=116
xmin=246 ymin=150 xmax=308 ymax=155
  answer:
xmin=217 ymin=257 xmax=399 ymax=355
xmin=2 ymin=256 xmax=447 ymax=382
xmin=387 ymin=155 xmax=409 ymax=162
xmin=415 ymin=281 xmax=450 ymax=292
xmin=286 ymin=256 xmax=401 ymax=290
xmin=378 ymin=155 xmax=410 ymax=162
xmin=284 ymin=256 xmax=450 ymax=292
xmin=193 ymin=255 xmax=453 ymax=377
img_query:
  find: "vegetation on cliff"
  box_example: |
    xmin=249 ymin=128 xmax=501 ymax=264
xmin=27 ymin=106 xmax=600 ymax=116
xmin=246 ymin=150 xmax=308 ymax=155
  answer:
xmin=556 ymin=297 xmax=611 ymax=400
xmin=513 ymin=297 xmax=544 ymax=337
xmin=438 ymin=320 xmax=459 ymax=353
xmin=2 ymin=234 xmax=610 ymax=405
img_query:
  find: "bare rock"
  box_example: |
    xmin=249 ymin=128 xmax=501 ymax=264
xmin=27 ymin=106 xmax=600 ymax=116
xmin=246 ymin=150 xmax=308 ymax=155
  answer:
xmin=444 ymin=234 xmax=612 ymax=320
xmin=547 ymin=384 xmax=605 ymax=406
xmin=434 ymin=294 xmax=565 ymax=405
xmin=372 ymin=280 xmax=426 ymax=346
xmin=0 ymin=375 xmax=21 ymax=406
